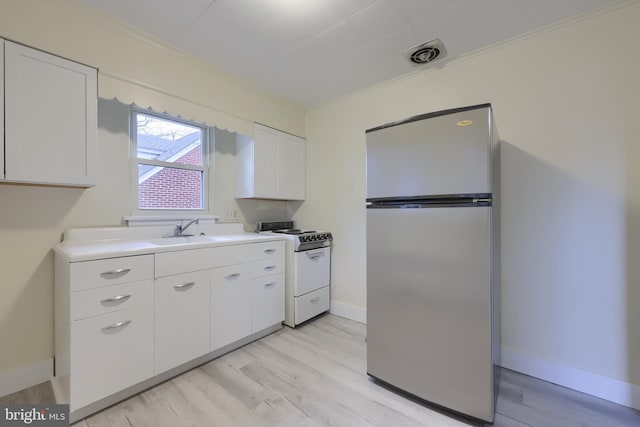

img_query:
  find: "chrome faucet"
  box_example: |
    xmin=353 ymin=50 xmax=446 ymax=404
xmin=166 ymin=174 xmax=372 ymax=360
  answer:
xmin=173 ymin=218 xmax=199 ymax=237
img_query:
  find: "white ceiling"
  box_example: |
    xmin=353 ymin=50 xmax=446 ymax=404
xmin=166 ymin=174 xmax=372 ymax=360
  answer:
xmin=75 ymin=0 xmax=621 ymax=107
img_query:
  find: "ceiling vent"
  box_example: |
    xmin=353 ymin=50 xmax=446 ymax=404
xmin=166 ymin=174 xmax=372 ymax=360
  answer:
xmin=406 ymin=39 xmax=447 ymax=65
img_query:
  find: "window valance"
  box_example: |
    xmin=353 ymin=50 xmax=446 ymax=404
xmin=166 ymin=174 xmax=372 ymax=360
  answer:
xmin=98 ymin=74 xmax=254 ymax=137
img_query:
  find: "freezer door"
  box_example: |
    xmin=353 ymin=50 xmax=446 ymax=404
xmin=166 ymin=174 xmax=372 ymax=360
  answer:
xmin=366 ymin=206 xmax=494 ymax=422
xmin=366 ymin=106 xmax=491 ymax=199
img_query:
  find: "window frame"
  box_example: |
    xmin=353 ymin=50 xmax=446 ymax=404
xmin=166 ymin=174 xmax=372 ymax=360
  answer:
xmin=130 ymin=107 xmax=211 ymax=216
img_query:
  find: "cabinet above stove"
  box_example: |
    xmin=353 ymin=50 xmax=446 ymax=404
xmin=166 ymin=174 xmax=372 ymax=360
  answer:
xmin=236 ymin=123 xmax=305 ymax=201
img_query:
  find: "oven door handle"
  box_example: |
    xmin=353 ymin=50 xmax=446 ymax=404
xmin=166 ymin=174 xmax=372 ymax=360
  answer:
xmin=307 ymin=251 xmax=325 ymax=261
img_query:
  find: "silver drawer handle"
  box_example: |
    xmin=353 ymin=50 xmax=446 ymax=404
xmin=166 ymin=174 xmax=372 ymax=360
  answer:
xmin=174 ymin=282 xmax=196 ymax=290
xmin=310 ymin=297 xmax=320 ymax=303
xmin=264 ymin=282 xmax=276 ymax=288
xmin=100 ymin=268 xmax=131 ymax=278
xmin=225 ymin=273 xmax=241 ymax=280
xmin=264 ymin=248 xmax=276 ymax=254
xmin=101 ymin=294 xmax=131 ymax=304
xmin=101 ymin=320 xmax=131 ymax=332
xmin=264 ymin=265 xmax=276 ymax=271
xmin=308 ymin=251 xmax=324 ymax=260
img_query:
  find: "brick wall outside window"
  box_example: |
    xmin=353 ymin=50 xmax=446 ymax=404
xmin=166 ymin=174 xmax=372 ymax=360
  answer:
xmin=139 ymin=146 xmax=203 ymax=209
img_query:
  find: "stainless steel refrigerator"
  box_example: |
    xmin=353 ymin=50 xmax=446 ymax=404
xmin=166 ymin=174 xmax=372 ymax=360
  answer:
xmin=366 ymin=104 xmax=499 ymax=423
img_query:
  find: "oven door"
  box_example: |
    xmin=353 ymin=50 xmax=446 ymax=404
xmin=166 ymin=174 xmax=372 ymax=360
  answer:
xmin=294 ymin=247 xmax=331 ymax=296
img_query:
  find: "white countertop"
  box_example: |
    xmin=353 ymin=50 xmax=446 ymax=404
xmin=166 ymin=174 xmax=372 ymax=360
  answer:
xmin=55 ymin=223 xmax=286 ymax=262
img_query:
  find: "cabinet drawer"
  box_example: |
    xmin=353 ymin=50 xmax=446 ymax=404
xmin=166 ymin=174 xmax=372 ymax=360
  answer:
xmin=251 ymin=273 xmax=285 ymax=331
xmin=70 ymin=301 xmax=154 ymax=410
xmin=294 ymin=247 xmax=331 ymax=296
xmin=155 ymin=248 xmax=214 ymax=278
xmin=71 ymin=279 xmax=152 ymax=321
xmin=70 ymin=255 xmax=154 ymax=291
xmin=248 ymin=257 xmax=285 ymax=278
xmin=155 ymin=241 xmax=286 ymax=277
xmin=295 ymin=286 xmax=330 ymax=325
xmin=240 ymin=240 xmax=285 ymax=262
xmin=208 ymin=240 xmax=285 ymax=268
xmin=209 ymin=257 xmax=284 ymax=283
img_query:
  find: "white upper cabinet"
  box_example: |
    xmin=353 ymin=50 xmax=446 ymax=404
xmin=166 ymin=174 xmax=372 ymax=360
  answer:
xmin=236 ymin=123 xmax=305 ymax=200
xmin=2 ymin=40 xmax=97 ymax=187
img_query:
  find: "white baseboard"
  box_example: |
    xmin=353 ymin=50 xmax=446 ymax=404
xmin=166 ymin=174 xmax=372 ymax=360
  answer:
xmin=501 ymin=347 xmax=640 ymax=410
xmin=0 ymin=358 xmax=53 ymax=398
xmin=330 ymin=300 xmax=367 ymax=324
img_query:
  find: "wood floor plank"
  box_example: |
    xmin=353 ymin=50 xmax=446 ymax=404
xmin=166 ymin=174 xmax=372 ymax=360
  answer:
xmin=496 ymin=368 xmax=640 ymax=427
xmin=261 ymin=327 xmax=464 ymax=426
xmin=492 ymin=412 xmax=533 ymax=427
xmin=0 ymin=381 xmax=55 ymax=405
xmin=3 ymin=314 xmax=640 ymax=427
xmin=242 ymin=339 xmax=462 ymax=427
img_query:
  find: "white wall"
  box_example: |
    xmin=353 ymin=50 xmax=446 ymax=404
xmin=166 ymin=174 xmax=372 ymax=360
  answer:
xmin=295 ymin=1 xmax=640 ymax=407
xmin=0 ymin=0 xmax=303 ymax=391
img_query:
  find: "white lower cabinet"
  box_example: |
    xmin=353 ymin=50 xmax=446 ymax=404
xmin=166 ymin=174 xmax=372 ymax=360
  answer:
xmin=210 ymin=253 xmax=285 ymax=351
xmin=70 ymin=280 xmax=154 ymax=410
xmin=55 ymin=239 xmax=285 ymax=422
xmin=154 ymin=270 xmax=210 ymax=374
xmin=252 ymin=274 xmax=285 ymax=332
xmin=210 ymin=265 xmax=253 ymax=350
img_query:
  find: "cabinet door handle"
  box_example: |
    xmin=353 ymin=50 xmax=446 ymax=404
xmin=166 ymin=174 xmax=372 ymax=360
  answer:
xmin=100 ymin=268 xmax=131 ymax=279
xmin=264 ymin=248 xmax=276 ymax=254
xmin=101 ymin=320 xmax=131 ymax=332
xmin=264 ymin=265 xmax=276 ymax=271
xmin=225 ymin=273 xmax=241 ymax=280
xmin=101 ymin=294 xmax=131 ymax=304
xmin=174 ymin=282 xmax=196 ymax=290
xmin=310 ymin=297 xmax=320 ymax=303
xmin=264 ymin=282 xmax=276 ymax=288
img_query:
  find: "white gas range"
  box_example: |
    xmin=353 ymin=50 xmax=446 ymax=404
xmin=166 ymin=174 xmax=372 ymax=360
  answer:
xmin=257 ymin=221 xmax=332 ymax=327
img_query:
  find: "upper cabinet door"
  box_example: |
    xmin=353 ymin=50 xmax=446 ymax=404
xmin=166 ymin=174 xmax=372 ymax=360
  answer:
xmin=278 ymin=133 xmax=305 ymax=200
xmin=4 ymin=41 xmax=97 ymax=187
xmin=252 ymin=124 xmax=279 ymax=199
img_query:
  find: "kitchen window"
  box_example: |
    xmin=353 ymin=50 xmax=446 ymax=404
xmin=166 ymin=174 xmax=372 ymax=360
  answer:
xmin=131 ymin=109 xmax=209 ymax=211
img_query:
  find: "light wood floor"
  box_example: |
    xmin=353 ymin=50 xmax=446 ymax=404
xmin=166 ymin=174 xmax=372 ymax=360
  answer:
xmin=2 ymin=314 xmax=639 ymax=426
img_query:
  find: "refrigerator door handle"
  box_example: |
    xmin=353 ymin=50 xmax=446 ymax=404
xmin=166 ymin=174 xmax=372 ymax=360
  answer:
xmin=366 ymin=196 xmax=492 ymax=209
